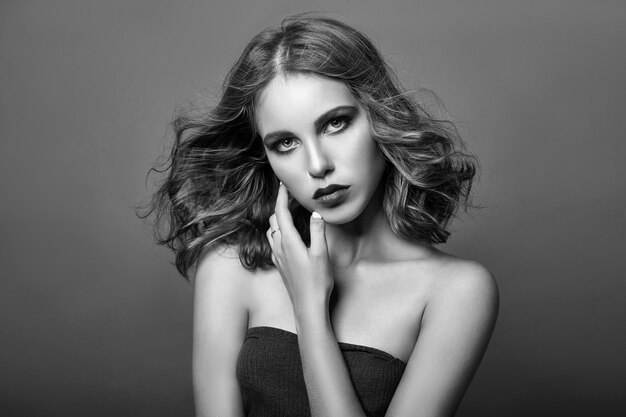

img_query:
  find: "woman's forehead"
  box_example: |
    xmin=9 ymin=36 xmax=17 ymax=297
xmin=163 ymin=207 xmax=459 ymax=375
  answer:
xmin=255 ymin=73 xmax=358 ymax=134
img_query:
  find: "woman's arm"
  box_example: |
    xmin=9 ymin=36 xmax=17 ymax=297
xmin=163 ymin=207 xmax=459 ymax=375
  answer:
xmin=296 ymin=263 xmax=498 ymax=417
xmin=386 ymin=262 xmax=499 ymax=417
xmin=268 ymin=184 xmax=367 ymax=416
xmin=269 ymin=184 xmax=499 ymax=417
xmin=192 ymin=247 xmax=249 ymax=417
xmin=295 ymin=304 xmax=367 ymax=416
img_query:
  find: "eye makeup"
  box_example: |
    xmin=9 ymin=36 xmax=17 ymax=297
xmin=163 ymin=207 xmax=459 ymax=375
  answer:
xmin=262 ymin=105 xmax=358 ymax=148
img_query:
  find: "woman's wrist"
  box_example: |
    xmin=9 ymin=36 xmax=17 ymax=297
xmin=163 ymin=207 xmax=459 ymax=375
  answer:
xmin=293 ymin=298 xmax=332 ymax=334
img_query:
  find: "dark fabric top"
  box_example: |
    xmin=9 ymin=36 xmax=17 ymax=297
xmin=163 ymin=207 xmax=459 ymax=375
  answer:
xmin=236 ymin=326 xmax=406 ymax=417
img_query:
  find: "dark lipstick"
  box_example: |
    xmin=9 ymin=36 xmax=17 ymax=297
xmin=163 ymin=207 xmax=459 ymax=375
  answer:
xmin=313 ymin=184 xmax=350 ymax=199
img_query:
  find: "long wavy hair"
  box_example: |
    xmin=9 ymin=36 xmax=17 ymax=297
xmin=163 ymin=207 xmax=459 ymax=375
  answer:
xmin=143 ymin=13 xmax=477 ymax=278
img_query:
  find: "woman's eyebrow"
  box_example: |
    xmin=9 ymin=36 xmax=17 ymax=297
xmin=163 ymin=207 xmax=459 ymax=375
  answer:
xmin=313 ymin=105 xmax=357 ymax=131
xmin=262 ymin=105 xmax=357 ymax=144
xmin=262 ymin=130 xmax=293 ymax=145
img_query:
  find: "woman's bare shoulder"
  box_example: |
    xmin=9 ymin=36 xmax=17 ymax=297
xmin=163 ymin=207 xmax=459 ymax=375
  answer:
xmin=191 ymin=245 xmax=251 ymax=416
xmin=422 ymin=250 xmax=499 ymax=316
xmin=390 ymin=245 xmax=498 ymax=306
xmin=193 ymin=244 xmax=249 ymax=275
xmin=192 ymin=245 xmax=257 ymax=294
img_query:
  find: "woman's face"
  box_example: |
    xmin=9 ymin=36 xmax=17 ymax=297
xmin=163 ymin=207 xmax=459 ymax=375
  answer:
xmin=255 ymin=73 xmax=386 ymax=224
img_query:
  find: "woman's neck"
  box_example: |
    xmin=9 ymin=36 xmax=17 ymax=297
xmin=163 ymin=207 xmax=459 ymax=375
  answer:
xmin=324 ymin=182 xmax=393 ymax=268
xmin=325 ymin=207 xmax=392 ymax=268
xmin=324 ymin=183 xmax=434 ymax=269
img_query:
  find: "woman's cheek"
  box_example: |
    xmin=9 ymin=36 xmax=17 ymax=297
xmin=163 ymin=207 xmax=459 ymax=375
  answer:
xmin=270 ymin=159 xmax=312 ymax=209
xmin=267 ymin=160 xmax=286 ymax=182
xmin=271 ymin=162 xmax=296 ymax=186
xmin=280 ymin=184 xmax=313 ymax=212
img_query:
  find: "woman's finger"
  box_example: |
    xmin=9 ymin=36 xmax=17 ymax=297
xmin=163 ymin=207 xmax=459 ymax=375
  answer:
xmin=269 ymin=213 xmax=279 ymax=234
xmin=267 ymin=214 xmax=283 ymax=257
xmin=274 ymin=183 xmax=303 ymax=247
xmin=266 ymin=227 xmax=277 ymax=254
xmin=309 ymin=211 xmax=328 ymax=257
xmin=269 ymin=213 xmax=282 ymax=245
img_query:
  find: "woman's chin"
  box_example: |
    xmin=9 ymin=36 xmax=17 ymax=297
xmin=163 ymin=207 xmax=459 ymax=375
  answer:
xmin=313 ymin=205 xmax=363 ymax=225
xmin=294 ymin=194 xmax=369 ymax=225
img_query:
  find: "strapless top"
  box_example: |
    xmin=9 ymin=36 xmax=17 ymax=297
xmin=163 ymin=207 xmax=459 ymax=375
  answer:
xmin=236 ymin=326 xmax=406 ymax=417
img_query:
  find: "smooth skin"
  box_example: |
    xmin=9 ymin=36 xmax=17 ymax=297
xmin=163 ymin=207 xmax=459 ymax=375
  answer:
xmin=192 ymin=74 xmax=499 ymax=417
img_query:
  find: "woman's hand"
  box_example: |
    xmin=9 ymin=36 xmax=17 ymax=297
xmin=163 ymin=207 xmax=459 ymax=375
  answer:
xmin=266 ymin=184 xmax=368 ymax=417
xmin=266 ymin=183 xmax=334 ymax=318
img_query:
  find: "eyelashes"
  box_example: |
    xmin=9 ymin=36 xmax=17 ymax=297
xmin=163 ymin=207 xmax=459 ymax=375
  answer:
xmin=323 ymin=116 xmax=349 ymax=134
xmin=271 ymin=115 xmax=352 ymax=154
xmin=274 ymin=137 xmax=297 ymax=153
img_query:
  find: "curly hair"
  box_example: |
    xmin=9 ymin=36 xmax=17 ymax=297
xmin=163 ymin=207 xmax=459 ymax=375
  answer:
xmin=143 ymin=13 xmax=477 ymax=278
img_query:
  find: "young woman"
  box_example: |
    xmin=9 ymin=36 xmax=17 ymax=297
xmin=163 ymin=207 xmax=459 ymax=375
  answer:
xmin=148 ymin=14 xmax=498 ymax=417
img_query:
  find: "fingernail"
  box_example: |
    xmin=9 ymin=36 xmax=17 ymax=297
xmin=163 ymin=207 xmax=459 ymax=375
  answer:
xmin=312 ymin=211 xmax=322 ymax=220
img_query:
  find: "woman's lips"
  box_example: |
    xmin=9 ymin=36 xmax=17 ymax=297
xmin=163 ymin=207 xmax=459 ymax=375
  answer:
xmin=313 ymin=186 xmax=350 ymax=207
xmin=313 ymin=184 xmax=349 ymax=199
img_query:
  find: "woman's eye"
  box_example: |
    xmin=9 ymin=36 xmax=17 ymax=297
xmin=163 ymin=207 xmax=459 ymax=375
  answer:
xmin=324 ymin=117 xmax=349 ymax=134
xmin=275 ymin=138 xmax=297 ymax=153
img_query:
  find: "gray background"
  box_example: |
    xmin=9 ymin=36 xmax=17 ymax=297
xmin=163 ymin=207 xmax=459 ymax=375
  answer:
xmin=2 ymin=1 xmax=625 ymax=416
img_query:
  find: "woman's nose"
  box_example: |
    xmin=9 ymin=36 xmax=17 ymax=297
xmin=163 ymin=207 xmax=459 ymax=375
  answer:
xmin=306 ymin=142 xmax=334 ymax=178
